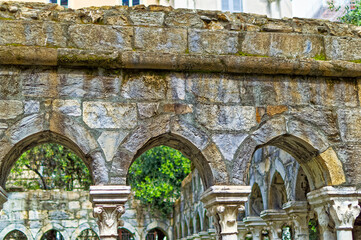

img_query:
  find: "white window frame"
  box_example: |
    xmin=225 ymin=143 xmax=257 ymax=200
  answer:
xmin=221 ymin=0 xmax=243 ymax=12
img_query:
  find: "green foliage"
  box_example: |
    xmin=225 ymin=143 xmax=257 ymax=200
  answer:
xmin=128 ymin=146 xmax=191 ymax=216
xmin=9 ymin=143 xmax=92 ymax=191
xmin=328 ymin=0 xmax=361 ymax=26
xmin=309 ymin=219 xmax=319 ymax=240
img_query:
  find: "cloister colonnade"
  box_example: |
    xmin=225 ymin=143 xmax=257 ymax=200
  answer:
xmin=0 ymin=1 xmax=361 ymax=239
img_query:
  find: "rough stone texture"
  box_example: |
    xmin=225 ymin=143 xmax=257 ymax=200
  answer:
xmin=0 ymin=1 xmax=359 ymax=196
xmin=0 ymin=190 xmax=171 ymax=240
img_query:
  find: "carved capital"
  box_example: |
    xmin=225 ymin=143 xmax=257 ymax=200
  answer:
xmin=93 ymin=204 xmax=126 ymax=237
xmin=90 ymin=185 xmax=131 ymax=239
xmin=329 ymin=199 xmax=360 ymax=230
xmin=0 ymin=186 xmax=8 ymax=210
xmin=283 ymin=201 xmax=309 ymax=238
xmin=201 ymin=186 xmax=251 ymax=240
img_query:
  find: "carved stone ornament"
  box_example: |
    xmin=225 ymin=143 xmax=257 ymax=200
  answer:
xmin=93 ymin=204 xmax=126 ymax=236
xmin=329 ymin=200 xmax=361 ymax=230
xmin=201 ymin=185 xmax=251 ymax=240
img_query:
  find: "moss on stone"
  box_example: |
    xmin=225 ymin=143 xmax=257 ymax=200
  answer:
xmin=235 ymin=51 xmax=268 ymax=58
xmin=313 ymin=53 xmax=327 ymax=61
xmin=349 ymin=59 xmax=361 ymax=64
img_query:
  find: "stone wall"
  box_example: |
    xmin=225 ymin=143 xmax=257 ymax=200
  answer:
xmin=0 ymin=190 xmax=172 ymax=240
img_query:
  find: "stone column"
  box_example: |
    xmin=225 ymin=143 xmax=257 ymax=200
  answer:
xmin=90 ymin=185 xmax=131 ymax=240
xmin=283 ymin=201 xmax=309 ymax=240
xmin=0 ymin=186 xmax=8 ymax=210
xmin=313 ymin=205 xmax=335 ymax=240
xmin=243 ymin=216 xmax=266 ymax=240
xmin=308 ymin=186 xmax=361 ymax=240
xmin=201 ymin=186 xmax=251 ymax=240
xmin=260 ymin=209 xmax=288 ymax=240
xmin=237 ymin=221 xmax=248 ymax=240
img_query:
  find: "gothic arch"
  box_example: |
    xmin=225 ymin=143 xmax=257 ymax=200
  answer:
xmin=269 ymin=171 xmax=287 ymax=210
xmin=249 ymin=183 xmax=264 ymax=216
xmin=0 ymin=224 xmax=34 ymax=240
xmin=232 ymin=116 xmax=345 ymax=189
xmin=70 ymin=222 xmax=99 ymax=240
xmin=119 ymin=117 xmax=229 ymax=188
xmin=35 ymin=223 xmax=69 ymax=240
xmin=0 ymin=113 xmax=108 ymax=187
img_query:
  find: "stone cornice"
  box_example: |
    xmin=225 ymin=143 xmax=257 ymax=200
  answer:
xmin=89 ymin=185 xmax=131 ymax=205
xmin=200 ymin=185 xmax=251 ymax=208
xmin=1 ymin=46 xmax=360 ymax=78
xmin=307 ymin=186 xmax=361 ymax=206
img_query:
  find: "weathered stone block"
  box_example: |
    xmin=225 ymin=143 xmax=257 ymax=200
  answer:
xmin=338 ymin=108 xmax=361 ymax=142
xmin=53 ymin=99 xmax=81 ymax=116
xmin=129 ymin=11 xmax=165 ymax=26
xmin=137 ymin=103 xmax=159 ymax=119
xmin=212 ymin=133 xmax=248 ymax=161
xmin=0 ymin=21 xmax=25 ymax=45
xmin=165 ymin=11 xmax=204 ymax=28
xmin=22 ymin=70 xmax=59 ymax=98
xmin=121 ymin=73 xmax=170 ymax=100
xmin=134 ymin=27 xmax=187 ymax=53
xmin=196 ymin=104 xmax=256 ymax=131
xmin=24 ymin=100 xmax=40 ymax=115
xmin=0 ymin=100 xmax=23 ymax=119
xmin=68 ymin=24 xmax=133 ymax=50
xmin=324 ymin=36 xmax=361 ymax=60
xmin=83 ymin=102 xmax=137 ymax=129
xmin=189 ymin=29 xmax=239 ymax=55
xmin=187 ymin=74 xmax=240 ymax=103
xmin=98 ymin=130 xmax=129 ymax=162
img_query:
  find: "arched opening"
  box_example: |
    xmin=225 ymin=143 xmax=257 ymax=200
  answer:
xmin=146 ymin=228 xmax=167 ymax=240
xmin=0 ymin=131 xmax=97 ymax=188
xmin=195 ymin=213 xmax=201 ymax=233
xmin=41 ymin=230 xmax=64 ymax=240
xmin=189 ymin=217 xmax=194 ymax=235
xmin=269 ymin=172 xmax=287 ymax=210
xmin=295 ymin=168 xmax=310 ymax=201
xmin=353 ymin=203 xmax=361 ymax=240
xmin=203 ymin=212 xmax=209 ymax=231
xmin=249 ymin=183 xmax=264 ymax=216
xmin=118 ymin=228 xmax=134 ymax=240
xmin=281 ymin=225 xmax=292 ymax=240
xmin=6 ymin=143 xmax=92 ymax=191
xmin=4 ymin=230 xmax=27 ymax=240
xmin=76 ymin=229 xmax=99 ymax=240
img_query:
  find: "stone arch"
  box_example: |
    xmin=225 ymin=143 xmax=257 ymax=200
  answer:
xmin=0 ymin=113 xmax=108 ymax=187
xmin=119 ymin=117 xmax=229 ymax=188
xmin=35 ymin=223 xmax=69 ymax=240
xmin=249 ymin=183 xmax=264 ymax=216
xmin=0 ymin=224 xmax=34 ymax=240
xmin=269 ymin=171 xmax=287 ymax=210
xmin=294 ymin=166 xmax=310 ymax=201
xmin=232 ymin=116 xmax=346 ymax=189
xmin=70 ymin=222 xmax=99 ymax=240
xmin=121 ymin=221 xmax=141 ymax=240
xmin=145 ymin=222 xmax=170 ymax=240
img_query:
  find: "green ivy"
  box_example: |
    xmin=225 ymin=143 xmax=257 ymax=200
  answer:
xmin=128 ymin=146 xmax=191 ymax=217
xmin=329 ymin=0 xmax=361 ymax=26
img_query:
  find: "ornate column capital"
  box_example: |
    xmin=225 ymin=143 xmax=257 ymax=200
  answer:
xmin=307 ymin=186 xmax=361 ymax=240
xmin=0 ymin=186 xmax=8 ymax=210
xmin=201 ymin=185 xmax=251 ymax=240
xmin=260 ymin=209 xmax=288 ymax=240
xmin=90 ymin=185 xmax=131 ymax=240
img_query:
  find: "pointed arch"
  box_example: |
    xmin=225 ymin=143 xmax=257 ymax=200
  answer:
xmin=232 ymin=116 xmax=346 ymax=190
xmin=249 ymin=183 xmax=264 ymax=216
xmin=269 ymin=171 xmax=287 ymax=210
xmin=0 ymin=113 xmax=108 ymax=187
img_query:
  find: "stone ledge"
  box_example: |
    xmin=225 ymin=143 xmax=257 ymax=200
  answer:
xmin=0 ymin=46 xmax=360 ymax=78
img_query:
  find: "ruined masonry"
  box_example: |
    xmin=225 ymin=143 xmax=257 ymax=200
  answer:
xmin=0 ymin=0 xmax=361 ymax=239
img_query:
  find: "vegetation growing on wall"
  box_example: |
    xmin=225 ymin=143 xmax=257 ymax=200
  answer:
xmin=7 ymin=143 xmax=92 ymax=191
xmin=329 ymin=0 xmax=361 ymax=25
xmin=128 ymin=146 xmax=191 ymax=216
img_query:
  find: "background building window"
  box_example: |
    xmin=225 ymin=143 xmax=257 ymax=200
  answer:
xmin=221 ymin=0 xmax=242 ymax=12
xmin=41 ymin=230 xmax=64 ymax=240
xmin=122 ymin=0 xmax=140 ymax=6
xmin=49 ymin=0 xmax=68 ymax=7
xmin=118 ymin=228 xmax=134 ymax=240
